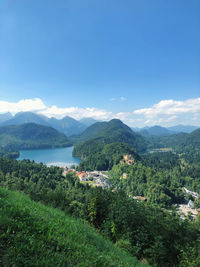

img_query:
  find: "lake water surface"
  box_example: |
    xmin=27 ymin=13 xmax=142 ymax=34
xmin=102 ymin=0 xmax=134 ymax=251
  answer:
xmin=18 ymin=146 xmax=81 ymax=167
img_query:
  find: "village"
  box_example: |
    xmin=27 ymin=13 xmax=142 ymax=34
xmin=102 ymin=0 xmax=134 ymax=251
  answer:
xmin=62 ymin=154 xmax=200 ymax=220
xmin=62 ymin=154 xmax=135 ymax=188
xmin=176 ymin=187 xmax=200 ymax=220
xmin=62 ymin=167 xmax=111 ymax=188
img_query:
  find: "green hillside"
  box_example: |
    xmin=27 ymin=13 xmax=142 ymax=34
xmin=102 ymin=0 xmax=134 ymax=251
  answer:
xmin=149 ymin=128 xmax=200 ymax=150
xmin=184 ymin=128 xmax=200 ymax=147
xmin=0 ymin=187 xmax=145 ymax=267
xmin=72 ymin=119 xmax=147 ymax=153
xmin=72 ymin=119 xmax=146 ymax=170
xmin=139 ymin=125 xmax=174 ymax=137
xmin=148 ymin=128 xmax=200 ymax=163
xmin=74 ymin=141 xmax=140 ymax=171
xmin=0 ymin=123 xmax=72 ymax=150
xmin=78 ymin=119 xmax=134 ymax=139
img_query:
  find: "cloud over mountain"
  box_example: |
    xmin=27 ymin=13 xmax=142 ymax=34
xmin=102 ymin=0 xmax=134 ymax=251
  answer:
xmin=133 ymin=98 xmax=200 ymax=117
xmin=0 ymin=98 xmax=46 ymax=113
xmin=132 ymin=98 xmax=200 ymax=126
xmin=0 ymin=97 xmax=200 ymax=127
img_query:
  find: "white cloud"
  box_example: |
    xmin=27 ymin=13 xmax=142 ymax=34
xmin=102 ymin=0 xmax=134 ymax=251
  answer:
xmin=109 ymin=97 xmax=127 ymax=102
xmin=120 ymin=97 xmax=127 ymax=101
xmin=0 ymin=97 xmax=200 ymax=127
xmin=0 ymin=98 xmax=46 ymax=114
xmin=115 ymin=112 xmax=131 ymax=121
xmin=40 ymin=105 xmax=113 ymax=120
xmin=192 ymin=113 xmax=200 ymax=121
xmin=0 ymin=98 xmax=114 ymax=121
xmin=166 ymin=116 xmax=177 ymax=122
xmin=132 ymin=98 xmax=200 ymax=127
xmin=133 ymin=98 xmax=200 ymax=118
xmin=109 ymin=98 xmax=116 ymax=102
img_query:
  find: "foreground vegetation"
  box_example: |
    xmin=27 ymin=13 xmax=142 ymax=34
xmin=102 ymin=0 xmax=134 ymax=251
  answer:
xmin=0 ymin=148 xmax=19 ymax=159
xmin=0 ymin=187 xmax=144 ymax=267
xmin=0 ymin=158 xmax=199 ymax=266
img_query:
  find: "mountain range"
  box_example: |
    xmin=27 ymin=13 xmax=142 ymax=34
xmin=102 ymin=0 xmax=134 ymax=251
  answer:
xmin=73 ymin=119 xmax=200 ymax=166
xmin=0 ymin=112 xmax=98 ymax=136
xmin=0 ymin=112 xmax=198 ymax=137
xmin=132 ymin=124 xmax=199 ymax=136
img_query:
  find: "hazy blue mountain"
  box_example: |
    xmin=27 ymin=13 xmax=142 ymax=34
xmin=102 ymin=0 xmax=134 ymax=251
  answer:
xmin=140 ymin=125 xmax=175 ymax=137
xmin=0 ymin=112 xmax=13 ymax=123
xmin=0 ymin=112 xmax=88 ymax=136
xmin=79 ymin=117 xmax=99 ymax=127
xmin=0 ymin=123 xmax=72 ymax=150
xmin=134 ymin=124 xmax=199 ymax=135
xmin=1 ymin=112 xmax=49 ymax=126
xmin=48 ymin=116 xmax=86 ymax=136
xmin=167 ymin=124 xmax=199 ymax=133
xmin=131 ymin=127 xmax=141 ymax=132
xmin=139 ymin=129 xmax=151 ymax=137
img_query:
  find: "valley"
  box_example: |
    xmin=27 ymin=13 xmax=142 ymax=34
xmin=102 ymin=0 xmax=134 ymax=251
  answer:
xmin=0 ymin=112 xmax=200 ymax=266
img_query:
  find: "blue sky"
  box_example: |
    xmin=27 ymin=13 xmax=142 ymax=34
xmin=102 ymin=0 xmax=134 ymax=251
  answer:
xmin=0 ymin=0 xmax=200 ymax=126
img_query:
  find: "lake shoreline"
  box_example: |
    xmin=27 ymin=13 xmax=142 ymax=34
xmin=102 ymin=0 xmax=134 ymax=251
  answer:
xmin=17 ymin=146 xmax=81 ymax=168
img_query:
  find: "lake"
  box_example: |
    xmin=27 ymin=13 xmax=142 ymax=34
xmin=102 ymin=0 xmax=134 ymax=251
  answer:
xmin=18 ymin=146 xmax=81 ymax=167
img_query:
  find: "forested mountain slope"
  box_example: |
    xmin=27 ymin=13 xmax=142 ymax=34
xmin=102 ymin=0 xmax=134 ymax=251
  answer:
xmin=148 ymin=128 xmax=200 ymax=163
xmin=72 ymin=119 xmax=147 ymax=153
xmin=0 ymin=123 xmax=72 ymax=150
xmin=139 ymin=125 xmax=174 ymax=137
xmin=74 ymin=141 xmax=140 ymax=171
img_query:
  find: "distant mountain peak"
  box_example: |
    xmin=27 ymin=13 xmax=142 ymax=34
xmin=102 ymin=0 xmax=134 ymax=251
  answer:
xmin=73 ymin=118 xmax=147 ymax=153
xmin=79 ymin=117 xmax=99 ymax=127
xmin=0 ymin=112 xmax=13 ymax=123
xmin=1 ymin=111 xmax=50 ymax=127
xmin=167 ymin=124 xmax=199 ymax=133
xmin=0 ymin=112 xmax=90 ymax=137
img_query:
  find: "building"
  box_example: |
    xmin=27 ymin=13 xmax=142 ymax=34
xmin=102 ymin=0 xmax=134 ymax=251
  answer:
xmin=136 ymin=196 xmax=147 ymax=202
xmin=122 ymin=173 xmax=127 ymax=179
xmin=77 ymin=172 xmax=88 ymax=181
xmin=188 ymin=200 xmax=194 ymax=209
xmin=63 ymin=166 xmax=68 ymax=171
xmin=122 ymin=154 xmax=135 ymax=165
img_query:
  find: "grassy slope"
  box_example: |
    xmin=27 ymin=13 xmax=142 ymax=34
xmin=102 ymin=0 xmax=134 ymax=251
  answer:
xmin=0 ymin=187 xmax=147 ymax=267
